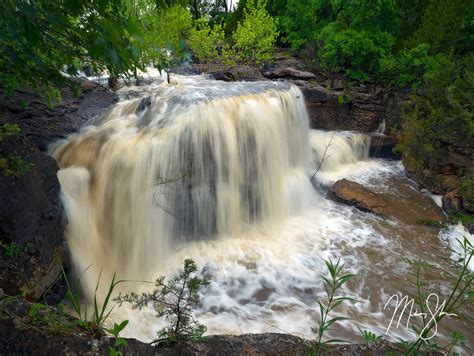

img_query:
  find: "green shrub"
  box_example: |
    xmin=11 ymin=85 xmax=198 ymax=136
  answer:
xmin=1 ymin=123 xmax=21 ymax=138
xmin=232 ymin=0 xmax=279 ymax=64
xmin=378 ymin=44 xmax=433 ymax=87
xmin=4 ymin=155 xmax=33 ymax=178
xmin=188 ymin=18 xmax=225 ymax=63
xmin=398 ymin=52 xmax=473 ymax=176
xmin=2 ymin=241 xmax=21 ymax=259
xmin=358 ymin=327 xmax=384 ymax=346
xmin=317 ymin=24 xmax=394 ymax=82
xmin=115 ymin=259 xmax=209 ymax=343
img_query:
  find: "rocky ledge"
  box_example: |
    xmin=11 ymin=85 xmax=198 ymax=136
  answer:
xmin=0 ymin=292 xmax=405 ymax=356
xmin=194 ymin=52 xmax=407 ymax=138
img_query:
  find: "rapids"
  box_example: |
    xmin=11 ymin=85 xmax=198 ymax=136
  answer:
xmin=51 ymin=76 xmax=473 ymax=347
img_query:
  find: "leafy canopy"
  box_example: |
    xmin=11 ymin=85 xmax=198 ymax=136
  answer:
xmin=0 ymin=0 xmax=152 ymax=96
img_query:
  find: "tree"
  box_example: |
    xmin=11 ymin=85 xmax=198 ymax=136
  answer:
xmin=232 ymin=0 xmax=279 ymax=64
xmin=188 ymin=19 xmax=225 ymax=63
xmin=0 ymin=0 xmax=150 ymax=98
xmin=144 ymin=4 xmax=192 ymax=58
xmin=115 ymin=259 xmax=209 ymax=343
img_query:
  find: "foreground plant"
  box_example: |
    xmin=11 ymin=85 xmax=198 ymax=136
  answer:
xmin=313 ymin=258 xmax=356 ymax=354
xmin=107 ymin=320 xmax=129 ymax=356
xmin=358 ymin=327 xmax=384 ymax=347
xmin=115 ymin=259 xmax=209 ymax=344
xmin=63 ymin=268 xmax=126 ymax=338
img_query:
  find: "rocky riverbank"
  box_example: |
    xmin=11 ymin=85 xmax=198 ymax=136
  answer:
xmin=1 ymin=290 xmax=407 ymax=355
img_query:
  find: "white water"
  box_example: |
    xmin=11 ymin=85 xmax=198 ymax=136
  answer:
xmin=52 ymin=76 xmax=472 ymax=346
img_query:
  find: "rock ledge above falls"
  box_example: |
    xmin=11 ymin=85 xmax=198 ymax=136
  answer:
xmin=194 ymin=53 xmax=407 ymax=135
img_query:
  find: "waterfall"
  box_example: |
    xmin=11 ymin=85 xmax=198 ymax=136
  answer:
xmin=51 ymin=78 xmax=315 ymax=292
xmin=309 ymin=130 xmax=370 ymax=173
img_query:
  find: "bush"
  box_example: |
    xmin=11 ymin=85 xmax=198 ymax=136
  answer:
xmin=317 ymin=24 xmax=394 ymax=82
xmin=232 ymin=0 xmax=279 ymax=64
xmin=188 ymin=18 xmax=225 ymax=63
xmin=379 ymin=44 xmax=433 ymax=88
xmin=1 ymin=123 xmax=21 ymax=138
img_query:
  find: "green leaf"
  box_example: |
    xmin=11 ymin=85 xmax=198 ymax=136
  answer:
xmin=321 ymin=338 xmax=349 ymax=344
xmin=325 ymin=316 xmax=350 ymax=328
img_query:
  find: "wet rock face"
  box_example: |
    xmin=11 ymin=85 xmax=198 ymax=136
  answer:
xmin=0 ymin=136 xmax=65 ymax=299
xmin=404 ymin=141 xmax=474 ymax=226
xmin=0 ymin=79 xmax=117 ymax=299
xmin=369 ymin=134 xmax=401 ymax=159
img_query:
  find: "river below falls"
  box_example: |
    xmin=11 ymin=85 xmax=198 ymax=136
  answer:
xmin=116 ymin=157 xmax=473 ymax=347
xmin=51 ymin=76 xmax=473 ymax=350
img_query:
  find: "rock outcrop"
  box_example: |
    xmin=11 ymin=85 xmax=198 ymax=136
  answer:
xmin=405 ymin=141 xmax=474 ymax=232
xmin=327 ymin=179 xmax=390 ymax=215
xmin=0 ymin=79 xmax=117 ymax=299
xmin=1 ymin=79 xmax=118 ymax=151
xmin=327 ymin=179 xmax=446 ymax=225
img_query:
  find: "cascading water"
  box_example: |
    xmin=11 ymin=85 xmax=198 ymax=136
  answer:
xmin=52 ymin=78 xmax=314 ymax=295
xmin=52 ymin=76 xmax=473 ymax=346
